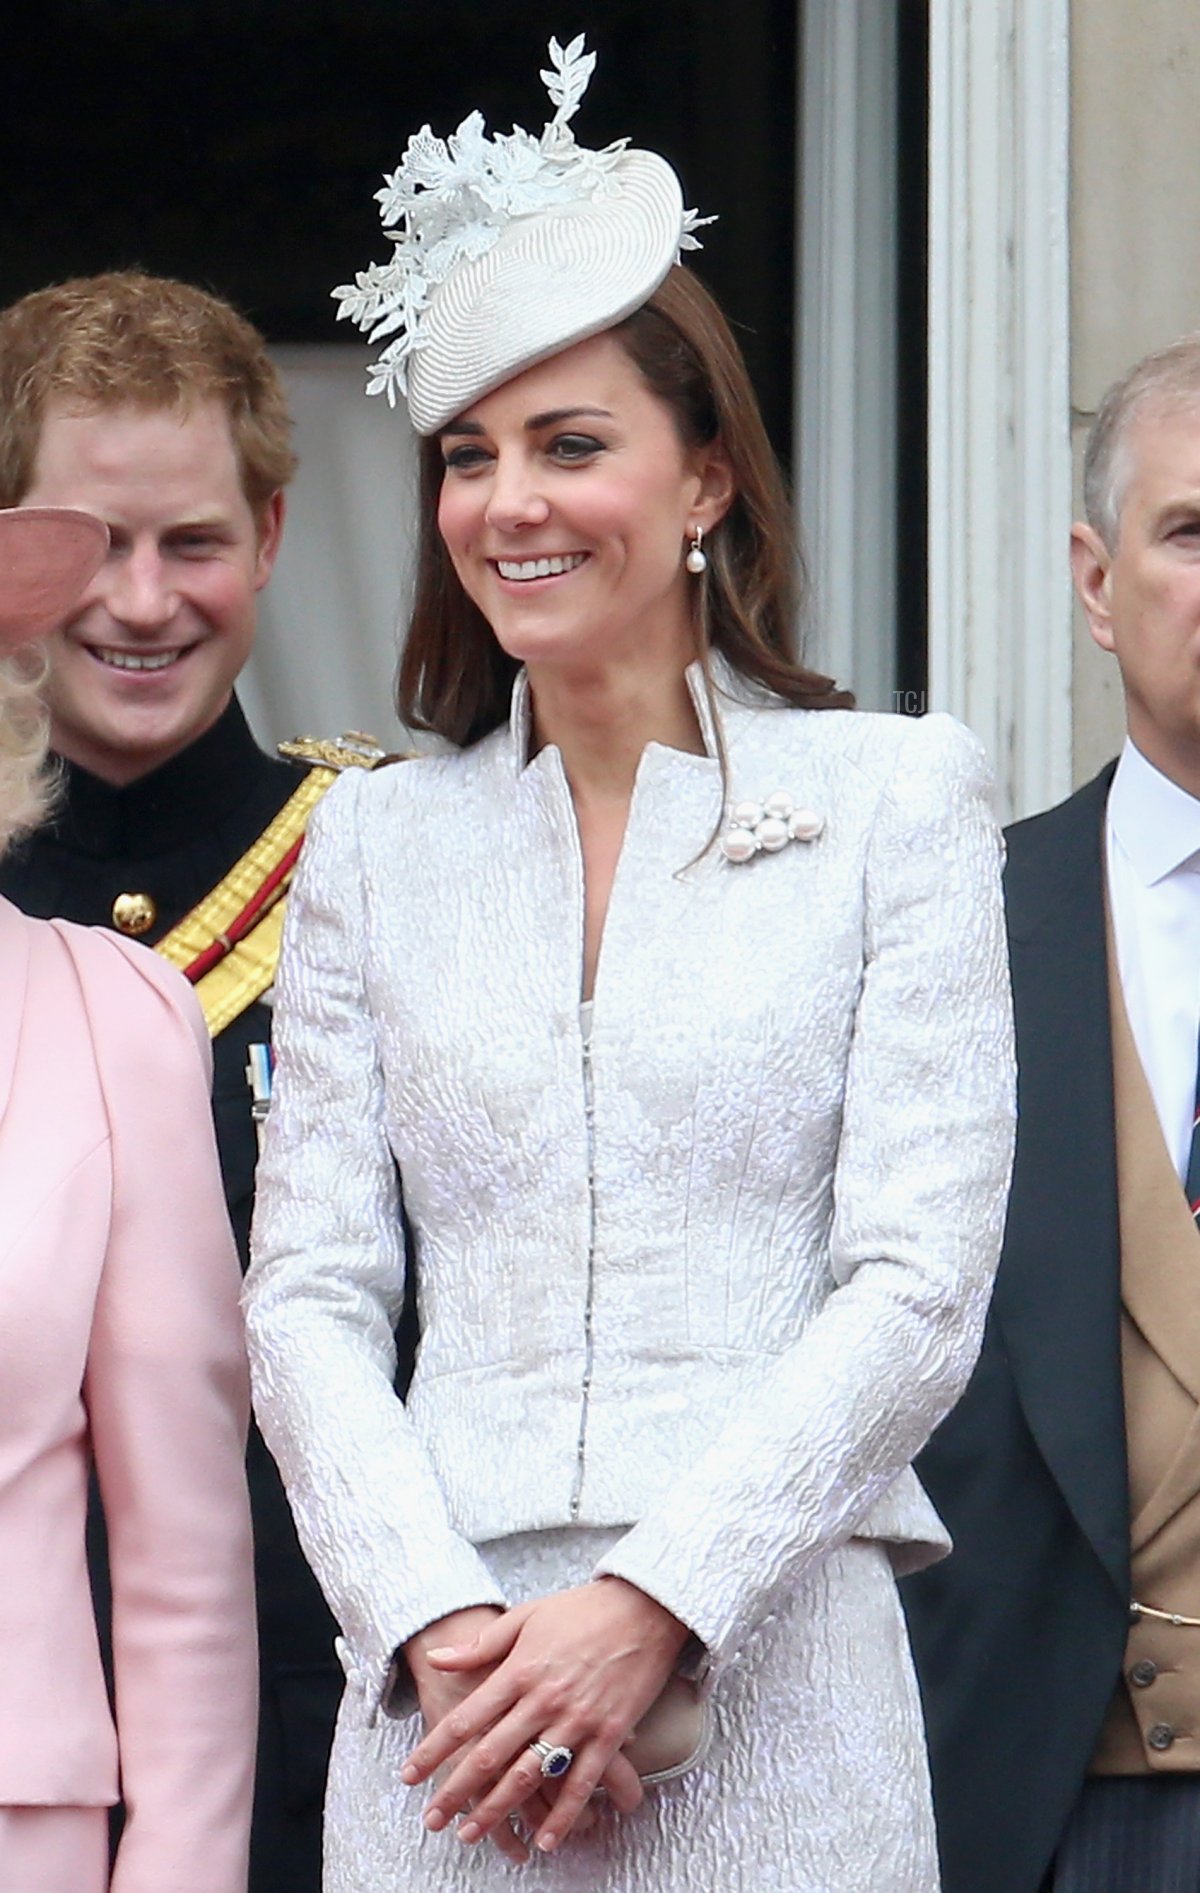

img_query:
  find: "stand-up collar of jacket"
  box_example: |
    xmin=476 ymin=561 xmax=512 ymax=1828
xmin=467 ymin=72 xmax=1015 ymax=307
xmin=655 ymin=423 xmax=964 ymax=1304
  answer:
xmin=47 ymin=697 xmax=267 ymax=860
xmin=506 ymin=653 xmax=769 ymax=776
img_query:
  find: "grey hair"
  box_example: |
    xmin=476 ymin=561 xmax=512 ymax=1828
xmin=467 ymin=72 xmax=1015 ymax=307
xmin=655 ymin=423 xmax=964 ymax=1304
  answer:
xmin=1084 ymin=333 xmax=1200 ymax=550
xmin=0 ymin=645 xmax=55 ymax=859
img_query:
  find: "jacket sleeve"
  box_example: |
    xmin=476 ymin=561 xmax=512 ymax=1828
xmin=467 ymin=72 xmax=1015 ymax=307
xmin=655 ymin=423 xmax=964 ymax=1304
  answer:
xmin=594 ymin=713 xmax=1017 ymax=1680
xmin=243 ymin=773 xmax=505 ymax=1709
xmin=64 ymin=929 xmax=257 ymax=1893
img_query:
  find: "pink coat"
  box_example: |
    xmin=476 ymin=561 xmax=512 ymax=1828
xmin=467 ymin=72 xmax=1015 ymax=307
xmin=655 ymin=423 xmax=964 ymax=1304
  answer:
xmin=0 ymin=896 xmax=256 ymax=1892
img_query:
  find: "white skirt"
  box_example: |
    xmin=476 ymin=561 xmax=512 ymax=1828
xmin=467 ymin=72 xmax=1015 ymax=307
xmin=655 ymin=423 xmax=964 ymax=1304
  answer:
xmin=324 ymin=1527 xmax=939 ymax=1893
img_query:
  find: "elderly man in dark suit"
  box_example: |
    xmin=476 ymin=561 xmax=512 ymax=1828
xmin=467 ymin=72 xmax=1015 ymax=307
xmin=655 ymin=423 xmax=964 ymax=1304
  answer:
xmin=904 ymin=336 xmax=1200 ymax=1892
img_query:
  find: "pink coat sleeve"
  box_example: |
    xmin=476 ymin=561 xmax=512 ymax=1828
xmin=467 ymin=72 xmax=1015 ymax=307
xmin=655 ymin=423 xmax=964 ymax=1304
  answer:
xmin=60 ymin=924 xmax=257 ymax=1893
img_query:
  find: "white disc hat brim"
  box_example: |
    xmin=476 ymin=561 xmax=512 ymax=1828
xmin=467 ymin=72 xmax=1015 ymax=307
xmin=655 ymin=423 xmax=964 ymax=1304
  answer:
xmin=407 ymin=148 xmax=685 ymax=435
xmin=0 ymin=508 xmax=109 ymax=651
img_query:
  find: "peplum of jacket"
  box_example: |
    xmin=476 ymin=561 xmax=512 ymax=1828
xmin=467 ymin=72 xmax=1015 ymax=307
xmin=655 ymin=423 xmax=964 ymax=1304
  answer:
xmin=245 ymin=661 xmax=1016 ymax=1712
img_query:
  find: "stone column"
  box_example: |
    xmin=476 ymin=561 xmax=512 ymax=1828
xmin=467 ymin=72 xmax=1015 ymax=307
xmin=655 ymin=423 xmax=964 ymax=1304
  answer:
xmin=1071 ymin=1 xmax=1200 ymax=781
xmin=928 ymin=0 xmax=1072 ymax=820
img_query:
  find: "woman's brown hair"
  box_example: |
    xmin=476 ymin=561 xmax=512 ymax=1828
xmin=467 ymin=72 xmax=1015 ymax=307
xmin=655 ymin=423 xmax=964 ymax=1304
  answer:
xmin=398 ymin=265 xmax=852 ymax=746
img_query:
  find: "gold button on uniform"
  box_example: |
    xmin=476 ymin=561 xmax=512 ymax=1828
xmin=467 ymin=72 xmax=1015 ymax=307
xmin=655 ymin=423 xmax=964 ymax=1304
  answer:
xmin=111 ymin=891 xmax=158 ymax=936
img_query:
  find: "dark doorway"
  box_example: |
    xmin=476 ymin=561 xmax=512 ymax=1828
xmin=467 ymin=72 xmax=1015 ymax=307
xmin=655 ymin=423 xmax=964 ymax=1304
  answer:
xmin=895 ymin=0 xmax=929 ymax=702
xmin=1 ymin=1 xmax=798 ymax=462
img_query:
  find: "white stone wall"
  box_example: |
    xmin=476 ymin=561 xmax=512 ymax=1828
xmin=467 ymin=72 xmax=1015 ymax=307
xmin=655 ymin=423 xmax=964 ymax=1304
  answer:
xmin=1071 ymin=2 xmax=1200 ymax=780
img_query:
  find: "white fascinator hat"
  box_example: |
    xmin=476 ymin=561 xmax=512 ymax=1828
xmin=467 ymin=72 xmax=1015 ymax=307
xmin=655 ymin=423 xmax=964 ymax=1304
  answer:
xmin=334 ymin=34 xmax=713 ymax=435
xmin=0 ymin=508 xmax=108 ymax=652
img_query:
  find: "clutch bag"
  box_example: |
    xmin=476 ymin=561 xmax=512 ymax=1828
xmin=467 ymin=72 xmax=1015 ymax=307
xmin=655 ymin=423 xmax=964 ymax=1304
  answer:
xmin=621 ymin=1672 xmax=712 ymax=1784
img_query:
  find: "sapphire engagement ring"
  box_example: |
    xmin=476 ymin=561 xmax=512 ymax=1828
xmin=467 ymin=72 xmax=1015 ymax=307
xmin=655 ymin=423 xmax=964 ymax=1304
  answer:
xmin=529 ymin=1739 xmax=574 ymax=1779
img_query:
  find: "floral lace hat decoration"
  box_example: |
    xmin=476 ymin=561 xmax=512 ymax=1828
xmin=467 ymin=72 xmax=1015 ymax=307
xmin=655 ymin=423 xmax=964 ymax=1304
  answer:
xmin=333 ymin=34 xmax=713 ymax=435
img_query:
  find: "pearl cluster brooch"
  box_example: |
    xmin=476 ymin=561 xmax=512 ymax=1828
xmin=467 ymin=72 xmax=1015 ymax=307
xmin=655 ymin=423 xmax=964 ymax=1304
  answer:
xmin=719 ymin=791 xmax=825 ymax=864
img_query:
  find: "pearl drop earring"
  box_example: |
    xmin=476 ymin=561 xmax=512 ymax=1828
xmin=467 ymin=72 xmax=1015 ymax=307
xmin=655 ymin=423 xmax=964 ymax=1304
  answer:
xmin=685 ymin=526 xmax=707 ymax=575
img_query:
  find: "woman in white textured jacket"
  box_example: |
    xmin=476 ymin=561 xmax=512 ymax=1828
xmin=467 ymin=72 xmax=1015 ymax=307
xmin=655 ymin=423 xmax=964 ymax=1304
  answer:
xmin=244 ymin=39 xmax=1015 ymax=1893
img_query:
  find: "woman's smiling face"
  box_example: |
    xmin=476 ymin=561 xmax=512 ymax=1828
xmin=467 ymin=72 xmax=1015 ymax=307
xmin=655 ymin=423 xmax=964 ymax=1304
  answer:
xmin=435 ymin=331 xmax=729 ymax=680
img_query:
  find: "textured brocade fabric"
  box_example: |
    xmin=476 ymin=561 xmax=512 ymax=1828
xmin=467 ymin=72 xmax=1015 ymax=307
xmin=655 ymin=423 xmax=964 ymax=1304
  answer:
xmin=245 ymin=667 xmax=1016 ymax=1888
xmin=325 ymin=1529 xmax=939 ymax=1891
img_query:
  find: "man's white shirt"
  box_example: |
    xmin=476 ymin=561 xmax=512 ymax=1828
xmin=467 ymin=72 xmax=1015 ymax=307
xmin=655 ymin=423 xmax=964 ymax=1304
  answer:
xmin=1107 ymin=737 xmax=1200 ymax=1182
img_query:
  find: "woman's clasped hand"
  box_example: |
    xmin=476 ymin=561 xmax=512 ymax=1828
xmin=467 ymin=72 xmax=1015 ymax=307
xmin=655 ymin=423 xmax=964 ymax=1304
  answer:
xmin=403 ymin=1578 xmax=690 ymax=1857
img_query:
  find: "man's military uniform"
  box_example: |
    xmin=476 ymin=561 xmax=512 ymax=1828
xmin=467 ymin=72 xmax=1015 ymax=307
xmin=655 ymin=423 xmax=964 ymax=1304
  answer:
xmin=0 ymin=696 xmax=398 ymax=1893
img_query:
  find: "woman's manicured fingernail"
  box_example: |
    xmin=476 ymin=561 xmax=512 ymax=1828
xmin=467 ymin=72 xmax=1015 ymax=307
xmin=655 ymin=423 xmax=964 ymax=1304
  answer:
xmin=425 ymin=1646 xmax=453 ymax=1661
xmin=537 ymin=1832 xmax=559 ymax=1852
xmin=400 ymin=1764 xmax=420 ymax=1784
xmin=424 ymin=1808 xmax=447 ymax=1832
xmin=459 ymin=1821 xmax=481 ymax=1844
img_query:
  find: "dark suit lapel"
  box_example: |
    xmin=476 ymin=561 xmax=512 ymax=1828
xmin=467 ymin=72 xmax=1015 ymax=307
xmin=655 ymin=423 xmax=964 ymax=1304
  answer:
xmin=994 ymin=765 xmax=1130 ymax=1600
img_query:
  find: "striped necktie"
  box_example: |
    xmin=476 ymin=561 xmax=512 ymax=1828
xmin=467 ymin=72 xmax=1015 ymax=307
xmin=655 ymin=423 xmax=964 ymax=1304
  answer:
xmin=1186 ymin=1045 xmax=1200 ymax=1221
